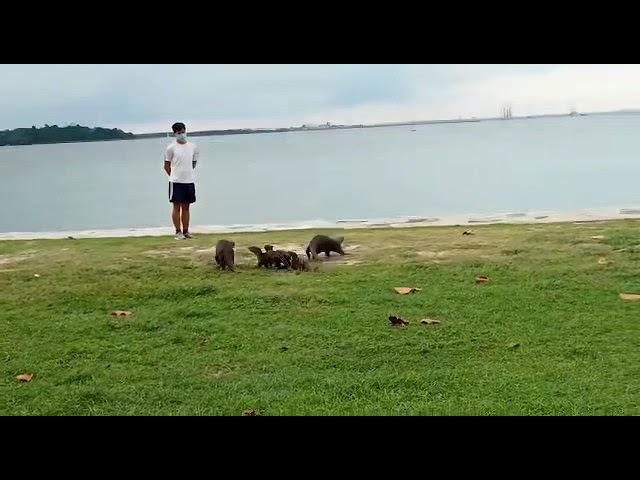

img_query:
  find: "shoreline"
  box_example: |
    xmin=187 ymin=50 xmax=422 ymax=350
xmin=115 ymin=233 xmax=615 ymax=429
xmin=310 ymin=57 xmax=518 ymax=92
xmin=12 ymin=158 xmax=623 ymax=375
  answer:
xmin=2 ymin=206 xmax=640 ymax=241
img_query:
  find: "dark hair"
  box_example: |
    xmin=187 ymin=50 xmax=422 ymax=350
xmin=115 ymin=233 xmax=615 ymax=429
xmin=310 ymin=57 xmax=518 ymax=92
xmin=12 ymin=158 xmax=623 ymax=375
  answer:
xmin=171 ymin=122 xmax=186 ymax=133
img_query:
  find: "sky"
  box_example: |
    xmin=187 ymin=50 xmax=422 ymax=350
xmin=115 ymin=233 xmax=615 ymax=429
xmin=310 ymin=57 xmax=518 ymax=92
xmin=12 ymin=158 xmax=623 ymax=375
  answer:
xmin=2 ymin=64 xmax=640 ymax=133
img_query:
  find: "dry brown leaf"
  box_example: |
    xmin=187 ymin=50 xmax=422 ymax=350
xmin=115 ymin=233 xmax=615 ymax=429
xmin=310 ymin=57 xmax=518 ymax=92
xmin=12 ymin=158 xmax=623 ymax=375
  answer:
xmin=389 ymin=315 xmax=409 ymax=326
xmin=394 ymin=287 xmax=422 ymax=295
xmin=475 ymin=275 xmax=490 ymax=284
xmin=619 ymin=293 xmax=640 ymax=301
xmin=420 ymin=318 xmax=441 ymax=325
xmin=111 ymin=310 xmax=133 ymax=317
xmin=242 ymin=409 xmax=257 ymax=416
xmin=16 ymin=373 xmax=33 ymax=382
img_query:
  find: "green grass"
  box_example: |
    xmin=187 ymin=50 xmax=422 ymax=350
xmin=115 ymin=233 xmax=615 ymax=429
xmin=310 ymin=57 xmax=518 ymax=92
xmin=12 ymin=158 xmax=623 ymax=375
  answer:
xmin=1 ymin=220 xmax=639 ymax=415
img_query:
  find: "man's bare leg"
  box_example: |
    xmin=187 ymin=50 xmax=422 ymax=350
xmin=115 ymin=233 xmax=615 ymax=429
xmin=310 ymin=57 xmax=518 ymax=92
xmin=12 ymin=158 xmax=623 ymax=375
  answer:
xmin=172 ymin=203 xmax=181 ymax=234
xmin=181 ymin=203 xmax=191 ymax=237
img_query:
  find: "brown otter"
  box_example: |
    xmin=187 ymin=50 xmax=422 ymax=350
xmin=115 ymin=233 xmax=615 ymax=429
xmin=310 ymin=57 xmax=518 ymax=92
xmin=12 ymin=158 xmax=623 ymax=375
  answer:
xmin=264 ymin=245 xmax=309 ymax=271
xmin=305 ymin=235 xmax=345 ymax=260
xmin=250 ymin=245 xmax=308 ymax=270
xmin=264 ymin=245 xmax=291 ymax=268
xmin=286 ymin=251 xmax=301 ymax=270
xmin=265 ymin=245 xmax=301 ymax=269
xmin=294 ymin=253 xmax=310 ymax=271
xmin=249 ymin=246 xmax=270 ymax=268
xmin=249 ymin=246 xmax=287 ymax=269
xmin=214 ymin=240 xmax=235 ymax=271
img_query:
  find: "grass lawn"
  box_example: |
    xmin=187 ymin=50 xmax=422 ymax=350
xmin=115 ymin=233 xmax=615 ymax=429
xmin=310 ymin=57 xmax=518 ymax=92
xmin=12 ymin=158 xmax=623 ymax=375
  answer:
xmin=1 ymin=220 xmax=639 ymax=415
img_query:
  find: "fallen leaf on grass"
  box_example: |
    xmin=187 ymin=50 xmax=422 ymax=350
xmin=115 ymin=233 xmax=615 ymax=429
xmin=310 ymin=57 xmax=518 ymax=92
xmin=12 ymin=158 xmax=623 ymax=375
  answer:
xmin=475 ymin=275 xmax=490 ymax=284
xmin=619 ymin=293 xmax=640 ymax=301
xmin=420 ymin=318 xmax=441 ymax=325
xmin=389 ymin=315 xmax=409 ymax=326
xmin=111 ymin=310 xmax=133 ymax=317
xmin=242 ymin=409 xmax=257 ymax=416
xmin=394 ymin=287 xmax=422 ymax=295
xmin=16 ymin=373 xmax=33 ymax=382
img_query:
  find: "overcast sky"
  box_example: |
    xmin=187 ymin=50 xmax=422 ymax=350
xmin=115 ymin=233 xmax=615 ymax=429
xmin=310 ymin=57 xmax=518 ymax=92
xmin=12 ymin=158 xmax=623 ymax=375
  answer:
xmin=1 ymin=64 xmax=639 ymax=133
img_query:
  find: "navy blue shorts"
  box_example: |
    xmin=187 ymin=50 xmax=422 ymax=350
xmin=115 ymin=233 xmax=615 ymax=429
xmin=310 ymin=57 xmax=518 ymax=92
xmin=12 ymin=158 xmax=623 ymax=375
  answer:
xmin=169 ymin=182 xmax=196 ymax=204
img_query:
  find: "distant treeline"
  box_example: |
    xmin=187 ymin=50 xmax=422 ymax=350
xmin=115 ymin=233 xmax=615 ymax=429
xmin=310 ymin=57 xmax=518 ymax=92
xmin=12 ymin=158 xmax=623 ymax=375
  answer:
xmin=2 ymin=110 xmax=637 ymax=147
xmin=0 ymin=124 xmax=134 ymax=146
xmin=134 ymin=128 xmax=294 ymax=139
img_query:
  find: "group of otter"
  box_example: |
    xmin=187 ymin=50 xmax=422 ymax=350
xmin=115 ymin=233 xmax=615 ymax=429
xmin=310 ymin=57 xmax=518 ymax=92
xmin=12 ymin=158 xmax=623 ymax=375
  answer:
xmin=214 ymin=235 xmax=345 ymax=272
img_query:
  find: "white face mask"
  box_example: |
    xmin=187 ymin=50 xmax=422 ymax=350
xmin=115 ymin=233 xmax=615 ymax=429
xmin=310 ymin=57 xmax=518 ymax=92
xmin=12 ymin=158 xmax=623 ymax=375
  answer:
xmin=175 ymin=132 xmax=187 ymax=143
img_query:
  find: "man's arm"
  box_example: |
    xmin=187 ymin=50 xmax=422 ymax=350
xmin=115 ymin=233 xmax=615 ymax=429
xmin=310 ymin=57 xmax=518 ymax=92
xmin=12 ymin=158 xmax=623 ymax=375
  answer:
xmin=164 ymin=146 xmax=173 ymax=176
xmin=192 ymin=145 xmax=200 ymax=169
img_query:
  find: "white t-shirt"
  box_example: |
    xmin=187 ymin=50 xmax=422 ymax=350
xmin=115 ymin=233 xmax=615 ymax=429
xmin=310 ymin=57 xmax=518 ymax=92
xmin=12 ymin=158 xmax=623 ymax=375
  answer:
xmin=164 ymin=141 xmax=199 ymax=184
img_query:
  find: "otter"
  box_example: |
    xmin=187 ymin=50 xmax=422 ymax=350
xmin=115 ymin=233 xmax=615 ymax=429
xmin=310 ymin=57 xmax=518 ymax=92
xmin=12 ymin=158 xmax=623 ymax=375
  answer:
xmin=264 ymin=245 xmax=291 ymax=268
xmin=250 ymin=245 xmax=308 ymax=271
xmin=286 ymin=251 xmax=301 ymax=270
xmin=294 ymin=253 xmax=310 ymax=271
xmin=249 ymin=246 xmax=270 ymax=268
xmin=268 ymin=246 xmax=309 ymax=270
xmin=265 ymin=245 xmax=303 ymax=269
xmin=305 ymin=235 xmax=345 ymax=260
xmin=249 ymin=246 xmax=287 ymax=269
xmin=214 ymin=240 xmax=235 ymax=271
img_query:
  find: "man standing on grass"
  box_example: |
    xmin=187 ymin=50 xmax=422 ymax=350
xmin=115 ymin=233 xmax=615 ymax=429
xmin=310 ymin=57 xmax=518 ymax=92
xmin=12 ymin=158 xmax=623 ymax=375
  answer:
xmin=164 ymin=122 xmax=199 ymax=240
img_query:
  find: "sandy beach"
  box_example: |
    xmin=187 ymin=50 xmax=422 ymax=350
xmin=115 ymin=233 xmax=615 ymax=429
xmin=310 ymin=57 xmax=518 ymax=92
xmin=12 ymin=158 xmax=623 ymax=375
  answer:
xmin=2 ymin=206 xmax=639 ymax=241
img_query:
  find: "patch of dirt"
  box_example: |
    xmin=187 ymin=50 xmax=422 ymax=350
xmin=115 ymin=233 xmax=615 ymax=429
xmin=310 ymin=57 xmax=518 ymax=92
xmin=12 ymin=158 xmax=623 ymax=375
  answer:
xmin=339 ymin=259 xmax=362 ymax=266
xmin=142 ymin=248 xmax=192 ymax=258
xmin=318 ymin=258 xmax=362 ymax=270
xmin=143 ymin=249 xmax=173 ymax=256
xmin=416 ymin=250 xmax=450 ymax=259
xmin=0 ymin=250 xmax=37 ymax=266
xmin=204 ymin=364 xmax=237 ymax=379
xmin=313 ymin=253 xmax=362 ymax=265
